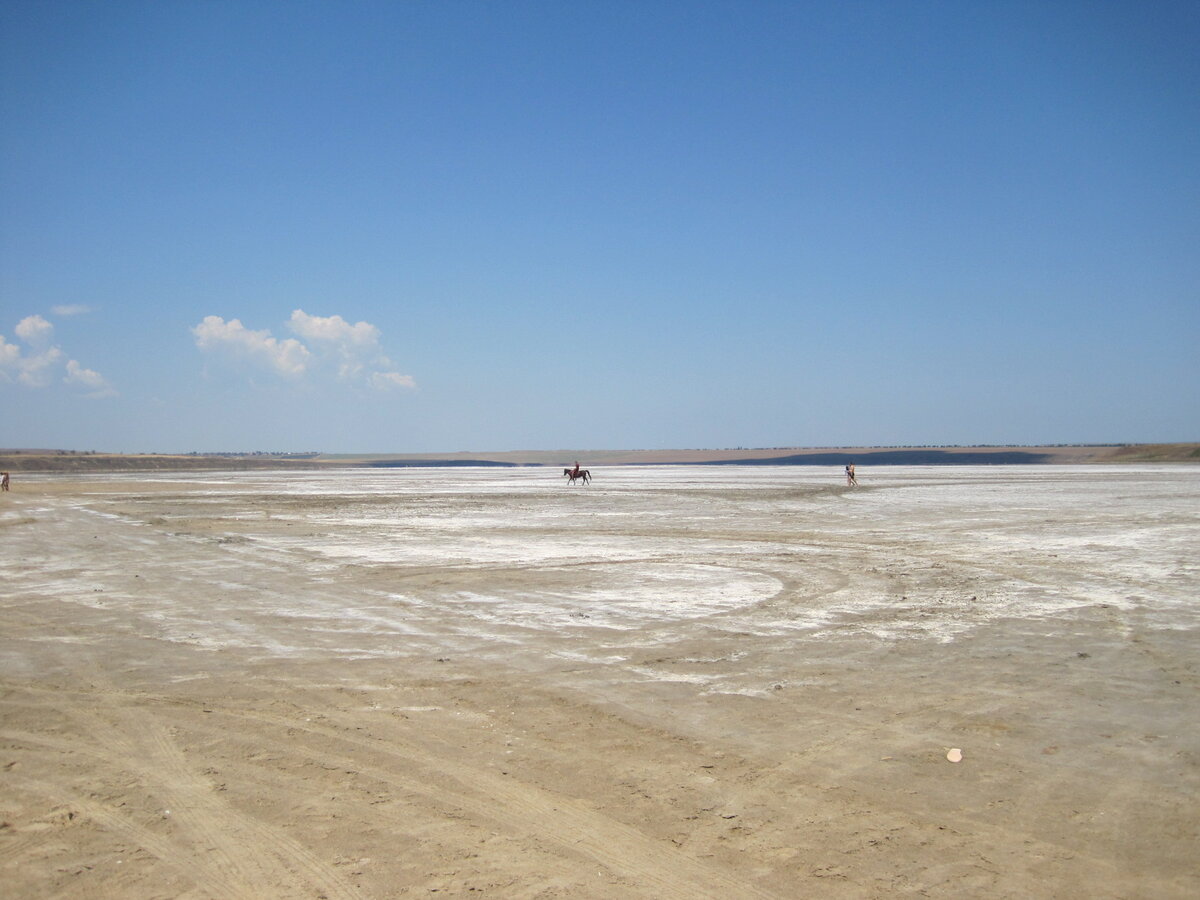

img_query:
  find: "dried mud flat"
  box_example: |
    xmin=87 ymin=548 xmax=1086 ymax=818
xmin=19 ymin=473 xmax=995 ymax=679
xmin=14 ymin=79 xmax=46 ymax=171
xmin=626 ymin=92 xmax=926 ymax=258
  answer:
xmin=1 ymin=466 xmax=1197 ymax=898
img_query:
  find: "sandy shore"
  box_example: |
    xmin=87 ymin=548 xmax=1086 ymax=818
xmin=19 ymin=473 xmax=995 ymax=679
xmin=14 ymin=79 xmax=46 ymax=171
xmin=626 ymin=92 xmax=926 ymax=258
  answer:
xmin=2 ymin=466 xmax=1197 ymax=898
xmin=3 ymin=442 xmax=1199 ymax=473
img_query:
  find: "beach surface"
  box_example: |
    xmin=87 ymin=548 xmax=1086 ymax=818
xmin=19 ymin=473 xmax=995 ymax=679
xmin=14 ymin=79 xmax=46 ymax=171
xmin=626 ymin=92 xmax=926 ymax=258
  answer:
xmin=2 ymin=465 xmax=1197 ymax=897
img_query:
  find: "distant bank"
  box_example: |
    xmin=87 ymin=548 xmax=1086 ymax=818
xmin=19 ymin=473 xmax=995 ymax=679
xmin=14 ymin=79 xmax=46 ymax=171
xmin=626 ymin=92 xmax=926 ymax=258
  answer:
xmin=1 ymin=443 xmax=1197 ymax=473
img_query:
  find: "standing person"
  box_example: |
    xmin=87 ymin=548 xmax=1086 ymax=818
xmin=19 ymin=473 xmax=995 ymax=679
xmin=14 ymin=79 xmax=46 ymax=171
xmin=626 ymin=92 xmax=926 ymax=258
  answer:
xmin=845 ymin=464 xmax=853 ymax=486
xmin=849 ymin=463 xmax=857 ymax=486
xmin=1 ymin=471 xmax=9 ymax=491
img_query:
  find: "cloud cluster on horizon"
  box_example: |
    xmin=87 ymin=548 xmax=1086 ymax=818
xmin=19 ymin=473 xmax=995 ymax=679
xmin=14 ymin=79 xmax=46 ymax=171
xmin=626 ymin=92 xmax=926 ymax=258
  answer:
xmin=192 ymin=310 xmax=415 ymax=390
xmin=0 ymin=313 xmax=115 ymax=397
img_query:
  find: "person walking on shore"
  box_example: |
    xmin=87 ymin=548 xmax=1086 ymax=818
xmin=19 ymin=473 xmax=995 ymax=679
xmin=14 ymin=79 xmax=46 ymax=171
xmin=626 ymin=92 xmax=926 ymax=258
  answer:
xmin=1 ymin=472 xmax=9 ymax=491
xmin=845 ymin=463 xmax=857 ymax=486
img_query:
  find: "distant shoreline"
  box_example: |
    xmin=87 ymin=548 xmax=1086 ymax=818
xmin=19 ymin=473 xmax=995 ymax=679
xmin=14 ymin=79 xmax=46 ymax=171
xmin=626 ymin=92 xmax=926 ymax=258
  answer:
xmin=2 ymin=443 xmax=1197 ymax=472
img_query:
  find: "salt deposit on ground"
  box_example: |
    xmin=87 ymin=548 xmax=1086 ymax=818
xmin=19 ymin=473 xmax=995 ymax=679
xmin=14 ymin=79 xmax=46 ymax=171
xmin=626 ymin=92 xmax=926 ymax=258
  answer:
xmin=2 ymin=464 xmax=1197 ymax=898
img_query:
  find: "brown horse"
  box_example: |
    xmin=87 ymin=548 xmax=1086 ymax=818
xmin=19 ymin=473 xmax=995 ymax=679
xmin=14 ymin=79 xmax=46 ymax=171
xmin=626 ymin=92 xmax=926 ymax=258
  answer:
xmin=563 ymin=468 xmax=591 ymax=484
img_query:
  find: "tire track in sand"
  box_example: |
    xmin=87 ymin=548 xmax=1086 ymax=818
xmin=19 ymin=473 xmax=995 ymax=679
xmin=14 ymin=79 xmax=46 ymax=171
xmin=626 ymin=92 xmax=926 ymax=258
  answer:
xmin=181 ymin=705 xmax=780 ymax=900
xmin=7 ymin=683 xmax=781 ymax=897
xmin=5 ymin=771 xmax=245 ymax=900
xmin=2 ymin=695 xmax=365 ymax=900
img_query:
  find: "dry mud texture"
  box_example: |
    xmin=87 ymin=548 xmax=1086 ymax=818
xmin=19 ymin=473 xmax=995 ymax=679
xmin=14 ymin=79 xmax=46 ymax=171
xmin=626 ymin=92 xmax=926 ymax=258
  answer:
xmin=1 ymin=466 xmax=1197 ymax=898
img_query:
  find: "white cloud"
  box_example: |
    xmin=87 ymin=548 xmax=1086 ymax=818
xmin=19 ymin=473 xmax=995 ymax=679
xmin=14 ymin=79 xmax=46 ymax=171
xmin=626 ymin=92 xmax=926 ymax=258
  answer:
xmin=65 ymin=359 xmax=116 ymax=397
xmin=0 ymin=316 xmax=113 ymax=396
xmin=289 ymin=309 xmax=406 ymax=385
xmin=18 ymin=346 xmax=64 ymax=387
xmin=192 ymin=315 xmax=311 ymax=377
xmin=0 ymin=335 xmax=19 ymax=370
xmin=15 ymin=314 xmax=53 ymax=347
xmin=370 ymin=371 xmax=417 ymax=391
xmin=289 ymin=309 xmax=380 ymax=348
xmin=52 ymin=304 xmax=92 ymax=317
xmin=195 ymin=310 xmax=414 ymax=390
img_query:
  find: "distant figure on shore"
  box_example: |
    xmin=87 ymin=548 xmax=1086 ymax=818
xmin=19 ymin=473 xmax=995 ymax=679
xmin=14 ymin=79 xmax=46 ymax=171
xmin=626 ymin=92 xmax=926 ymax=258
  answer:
xmin=1 ymin=471 xmax=9 ymax=491
xmin=845 ymin=463 xmax=857 ymax=486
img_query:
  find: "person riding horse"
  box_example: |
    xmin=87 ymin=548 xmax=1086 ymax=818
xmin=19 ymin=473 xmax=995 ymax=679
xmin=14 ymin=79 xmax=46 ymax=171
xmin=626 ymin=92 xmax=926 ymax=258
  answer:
xmin=564 ymin=464 xmax=591 ymax=484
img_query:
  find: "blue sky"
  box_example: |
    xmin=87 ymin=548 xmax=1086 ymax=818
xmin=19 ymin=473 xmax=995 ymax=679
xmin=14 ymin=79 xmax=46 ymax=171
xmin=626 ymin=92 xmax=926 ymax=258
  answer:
xmin=2 ymin=0 xmax=1197 ymax=453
